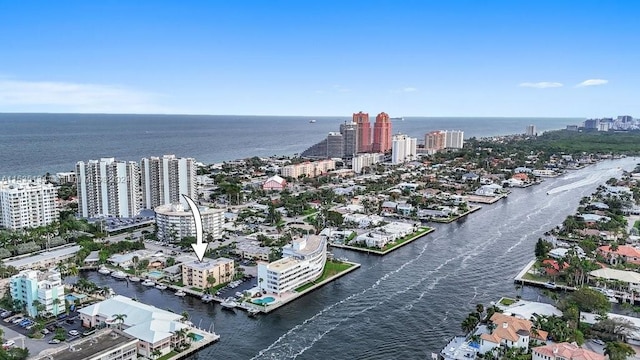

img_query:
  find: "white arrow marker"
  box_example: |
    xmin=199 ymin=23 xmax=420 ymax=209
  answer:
xmin=182 ymin=194 xmax=207 ymax=262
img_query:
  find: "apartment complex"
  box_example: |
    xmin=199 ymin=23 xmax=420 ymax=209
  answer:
xmin=76 ymin=158 xmax=141 ymax=218
xmin=391 ymin=134 xmax=417 ymax=164
xmin=281 ymin=160 xmax=336 ymax=179
xmin=141 ymin=155 xmax=196 ymax=210
xmin=154 ymin=203 xmax=224 ymax=242
xmin=424 ymin=130 xmax=464 ymax=152
xmin=181 ymin=257 xmax=235 ymax=289
xmin=0 ymin=179 xmax=58 ymax=230
xmin=257 ymin=235 xmax=327 ymax=295
xmin=10 ymin=269 xmax=66 ymax=318
xmin=372 ymin=112 xmax=392 ymax=153
xmin=353 ymin=111 xmax=371 ymax=153
xmin=526 ymin=124 xmax=537 ymax=136
xmin=352 ymin=153 xmax=384 ymax=174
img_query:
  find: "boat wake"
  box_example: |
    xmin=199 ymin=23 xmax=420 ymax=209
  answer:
xmin=546 ymin=168 xmax=620 ymax=195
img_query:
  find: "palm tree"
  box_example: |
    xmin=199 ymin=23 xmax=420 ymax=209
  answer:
xmin=187 ymin=332 xmax=198 ymax=343
xmin=67 ymin=264 xmax=79 ymax=277
xmin=181 ymin=310 xmax=190 ymax=321
xmin=605 ymin=341 xmax=635 ymax=360
xmin=52 ymin=298 xmax=62 ymax=316
xmin=112 ymin=313 xmax=127 ymax=330
xmin=174 ymin=327 xmax=188 ymax=348
xmin=206 ymin=275 xmax=216 ymax=292
xmin=150 ymin=348 xmax=162 ymax=359
xmin=32 ymin=299 xmax=44 ymax=318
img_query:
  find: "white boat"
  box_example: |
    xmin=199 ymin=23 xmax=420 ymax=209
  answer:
xmin=309 ymin=119 xmax=316 ymax=123
xmin=155 ymin=284 xmax=168 ymax=290
xmin=111 ymin=271 xmax=127 ymax=280
xmin=221 ymin=298 xmax=238 ymax=309
xmin=175 ymin=290 xmax=186 ymax=297
xmin=544 ymin=281 xmax=557 ymax=289
xmin=201 ymin=294 xmax=215 ymax=303
xmin=98 ymin=267 xmax=111 ymax=275
xmin=142 ymin=280 xmax=155 ymax=287
xmin=247 ymin=308 xmax=260 ymax=317
xmin=128 ymin=276 xmax=141 ymax=282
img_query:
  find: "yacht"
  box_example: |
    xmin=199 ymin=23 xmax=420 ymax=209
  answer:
xmin=128 ymin=276 xmax=141 ymax=282
xmin=142 ymin=279 xmax=155 ymax=287
xmin=201 ymin=294 xmax=215 ymax=303
xmin=544 ymin=281 xmax=557 ymax=289
xmin=111 ymin=271 xmax=127 ymax=280
xmin=155 ymin=284 xmax=168 ymax=290
xmin=221 ymin=298 xmax=238 ymax=309
xmin=175 ymin=290 xmax=186 ymax=297
xmin=309 ymin=119 xmax=316 ymax=123
xmin=98 ymin=267 xmax=111 ymax=275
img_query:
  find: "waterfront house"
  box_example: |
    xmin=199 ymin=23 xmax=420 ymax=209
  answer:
xmin=475 ymin=184 xmax=502 ymax=197
xmin=589 ymin=268 xmax=640 ymax=292
xmin=597 ymin=245 xmax=640 ymax=265
xmin=479 ymin=313 xmax=547 ymax=355
xmin=532 ymin=342 xmax=605 ymax=360
xmin=461 ymin=173 xmax=479 ymax=182
xmin=78 ymin=295 xmax=190 ymax=359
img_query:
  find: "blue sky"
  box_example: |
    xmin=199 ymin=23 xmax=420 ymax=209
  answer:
xmin=0 ymin=1 xmax=637 ymax=117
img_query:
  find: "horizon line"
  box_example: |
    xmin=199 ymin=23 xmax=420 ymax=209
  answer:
xmin=0 ymin=112 xmax=588 ymax=119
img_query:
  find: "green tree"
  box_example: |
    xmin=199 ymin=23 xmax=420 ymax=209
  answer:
xmin=534 ymin=238 xmax=552 ymax=258
xmin=112 ymin=313 xmax=127 ymax=330
xmin=604 ymin=341 xmax=635 ymax=360
xmin=568 ymin=288 xmax=611 ymax=315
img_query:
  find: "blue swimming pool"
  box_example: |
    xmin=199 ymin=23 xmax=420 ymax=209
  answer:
xmin=253 ymin=297 xmax=275 ymax=305
xmin=190 ymin=333 xmax=204 ymax=342
xmin=146 ymin=270 xmax=164 ymax=279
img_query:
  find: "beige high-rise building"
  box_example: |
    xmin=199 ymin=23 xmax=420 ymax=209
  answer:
xmin=281 ymin=159 xmax=335 ymax=179
xmin=0 ymin=179 xmax=58 ymax=230
xmin=141 ymin=155 xmax=196 ymax=209
xmin=76 ymin=158 xmax=141 ymax=218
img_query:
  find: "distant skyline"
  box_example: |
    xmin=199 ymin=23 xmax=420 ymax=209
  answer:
xmin=0 ymin=1 xmax=638 ymax=117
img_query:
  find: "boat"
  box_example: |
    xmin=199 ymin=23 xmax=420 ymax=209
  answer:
xmin=390 ymin=117 xmax=404 ymax=121
xmin=221 ymin=298 xmax=238 ymax=309
xmin=175 ymin=290 xmax=186 ymax=297
xmin=111 ymin=271 xmax=127 ymax=280
xmin=142 ymin=279 xmax=155 ymax=287
xmin=98 ymin=267 xmax=111 ymax=275
xmin=128 ymin=276 xmax=141 ymax=282
xmin=309 ymin=119 xmax=316 ymax=123
xmin=544 ymin=281 xmax=557 ymax=289
xmin=201 ymin=294 xmax=215 ymax=303
xmin=247 ymin=308 xmax=260 ymax=317
xmin=155 ymin=284 xmax=168 ymax=290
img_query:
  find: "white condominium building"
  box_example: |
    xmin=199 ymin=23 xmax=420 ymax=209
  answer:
xmin=0 ymin=179 xmax=58 ymax=230
xmin=76 ymin=158 xmax=141 ymax=218
xmin=391 ymin=134 xmax=417 ymax=164
xmin=257 ymin=235 xmax=327 ymax=295
xmin=281 ymin=160 xmax=335 ymax=179
xmin=10 ymin=269 xmax=66 ymax=317
xmin=352 ymin=153 xmax=384 ymax=174
xmin=141 ymin=155 xmax=196 ymax=210
xmin=444 ymin=130 xmax=464 ymax=149
xmin=154 ymin=203 xmax=224 ymax=242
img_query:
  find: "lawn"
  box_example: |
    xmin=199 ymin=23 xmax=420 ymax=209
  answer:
xmin=380 ymin=227 xmax=431 ymax=251
xmin=295 ymin=261 xmax=355 ymax=292
xmin=499 ymin=297 xmax=516 ymax=306
xmin=157 ymin=351 xmax=179 ymax=360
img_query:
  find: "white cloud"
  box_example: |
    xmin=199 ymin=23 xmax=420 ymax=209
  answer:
xmin=402 ymin=87 xmax=418 ymax=92
xmin=575 ymin=79 xmax=608 ymax=87
xmin=0 ymin=78 xmax=168 ymax=113
xmin=518 ymin=82 xmax=563 ymax=89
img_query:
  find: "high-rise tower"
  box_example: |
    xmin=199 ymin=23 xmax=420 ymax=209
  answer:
xmin=353 ymin=111 xmax=371 ymax=153
xmin=141 ymin=155 xmax=196 ymax=210
xmin=372 ymin=112 xmax=392 ymax=153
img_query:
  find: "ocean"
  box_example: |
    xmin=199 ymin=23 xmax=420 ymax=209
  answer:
xmin=0 ymin=113 xmax=580 ymax=177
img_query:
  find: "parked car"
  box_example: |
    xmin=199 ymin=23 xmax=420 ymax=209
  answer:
xmin=0 ymin=311 xmax=12 ymax=318
xmin=41 ymin=328 xmax=50 ymax=335
xmin=48 ymin=339 xmax=61 ymax=344
xmin=2 ymin=340 xmax=14 ymax=349
xmin=65 ymin=318 xmax=75 ymax=324
xmin=68 ymin=330 xmax=79 ymax=336
xmin=11 ymin=317 xmax=23 ymax=324
xmin=593 ymin=339 xmax=605 ymax=346
xmin=82 ymin=329 xmax=96 ymax=336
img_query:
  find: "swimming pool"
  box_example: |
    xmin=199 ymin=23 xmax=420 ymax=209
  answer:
xmin=253 ymin=297 xmax=275 ymax=305
xmin=190 ymin=333 xmax=204 ymax=342
xmin=146 ymin=270 xmax=164 ymax=279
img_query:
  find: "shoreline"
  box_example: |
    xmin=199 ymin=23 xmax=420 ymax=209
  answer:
xmin=329 ymin=228 xmax=435 ymax=255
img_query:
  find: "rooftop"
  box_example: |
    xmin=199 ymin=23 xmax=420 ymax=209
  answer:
xmin=4 ymin=245 xmax=81 ymax=269
xmin=183 ymin=257 xmax=234 ymax=271
xmin=533 ymin=342 xmax=605 ymax=360
xmin=46 ymin=330 xmax=138 ymax=360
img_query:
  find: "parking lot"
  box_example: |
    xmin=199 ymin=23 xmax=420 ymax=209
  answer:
xmin=1 ymin=311 xmax=90 ymax=357
xmin=216 ymin=277 xmax=257 ymax=299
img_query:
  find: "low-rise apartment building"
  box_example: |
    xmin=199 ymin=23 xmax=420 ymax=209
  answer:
xmin=181 ymin=257 xmax=235 ymax=289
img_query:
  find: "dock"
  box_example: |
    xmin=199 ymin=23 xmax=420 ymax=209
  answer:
xmin=328 ymin=228 xmax=435 ymax=255
xmin=166 ymin=329 xmax=220 ymax=360
xmin=466 ymin=193 xmax=508 ymax=204
xmin=428 ymin=206 xmax=482 ymax=224
xmin=513 ymin=259 xmax=577 ymax=291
